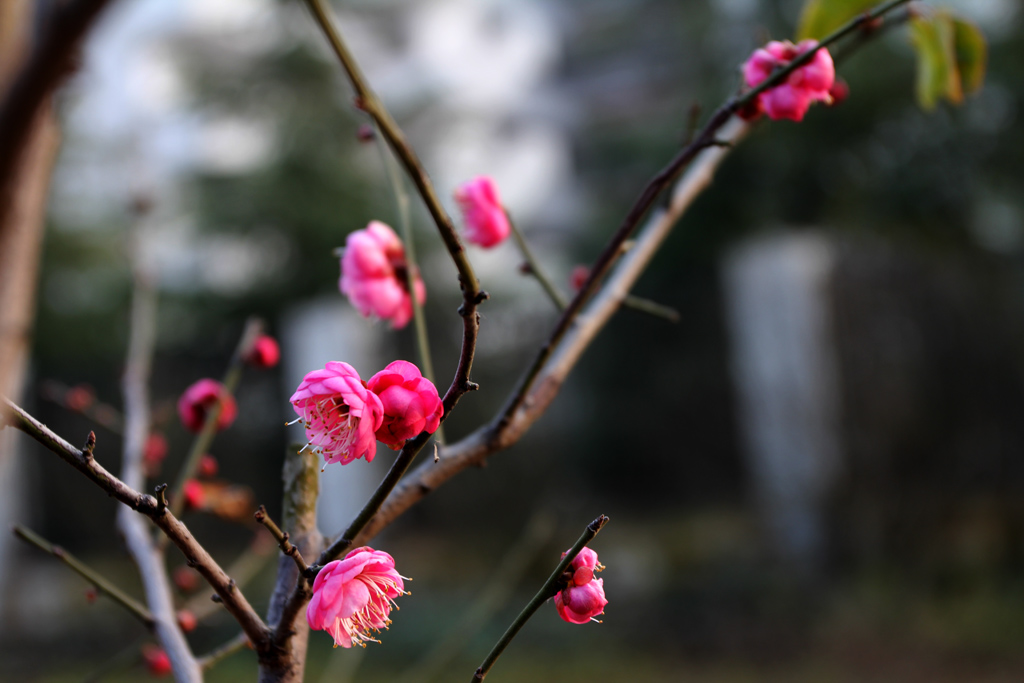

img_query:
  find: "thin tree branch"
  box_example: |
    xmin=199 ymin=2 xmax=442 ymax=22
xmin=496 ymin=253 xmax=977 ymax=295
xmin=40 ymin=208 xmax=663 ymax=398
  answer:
xmin=255 ymin=505 xmax=309 ymax=575
xmin=117 ymin=260 xmax=201 ymax=683
xmin=507 ymin=212 xmax=568 ymax=311
xmin=198 ymin=632 xmax=251 ymax=670
xmin=493 ymin=0 xmax=913 ymax=431
xmin=1 ymin=398 xmax=273 ymax=653
xmin=12 ymin=524 xmax=155 ymax=627
xmin=299 ymin=0 xmax=485 ymax=418
xmin=471 ymin=515 xmax=609 ymax=682
xmin=373 ymin=121 xmax=444 ymax=445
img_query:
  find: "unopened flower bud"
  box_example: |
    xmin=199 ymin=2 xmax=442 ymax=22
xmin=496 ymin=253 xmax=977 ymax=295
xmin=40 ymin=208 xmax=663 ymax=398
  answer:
xmin=244 ymin=335 xmax=280 ymax=369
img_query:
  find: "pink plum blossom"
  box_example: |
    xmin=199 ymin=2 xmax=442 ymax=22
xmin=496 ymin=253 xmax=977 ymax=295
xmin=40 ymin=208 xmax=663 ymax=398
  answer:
xmin=340 ymin=221 xmax=425 ymax=329
xmin=366 ymin=360 xmax=443 ymax=449
xmin=554 ymin=546 xmax=607 ymax=624
xmin=742 ymin=40 xmax=835 ymax=122
xmin=454 ymin=176 xmax=511 ymax=248
xmin=290 ymin=362 xmax=384 ymax=466
xmin=306 ymin=546 xmax=407 ymax=648
xmin=177 ymin=379 xmax=237 ymax=433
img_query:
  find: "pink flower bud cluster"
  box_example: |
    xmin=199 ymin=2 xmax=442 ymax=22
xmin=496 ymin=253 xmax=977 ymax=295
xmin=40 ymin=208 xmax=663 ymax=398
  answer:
xmin=290 ymin=360 xmax=442 ymax=468
xmin=555 ymin=546 xmax=608 ymax=624
xmin=340 ymin=221 xmax=426 ymax=329
xmin=742 ymin=40 xmax=836 ymax=122
xmin=306 ymin=546 xmax=407 ymax=648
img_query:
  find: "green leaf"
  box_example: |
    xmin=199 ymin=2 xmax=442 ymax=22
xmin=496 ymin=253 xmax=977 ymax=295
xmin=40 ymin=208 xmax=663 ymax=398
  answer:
xmin=953 ymin=17 xmax=987 ymax=95
xmin=797 ymin=0 xmax=877 ymax=41
xmin=909 ymin=13 xmax=960 ymax=110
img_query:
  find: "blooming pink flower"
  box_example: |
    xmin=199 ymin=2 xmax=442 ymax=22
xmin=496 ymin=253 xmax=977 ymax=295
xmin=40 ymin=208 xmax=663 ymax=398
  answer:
xmin=742 ymin=40 xmax=835 ymax=122
xmin=554 ymin=546 xmax=607 ymax=624
xmin=177 ymin=379 xmax=237 ymax=433
xmin=454 ymin=176 xmax=511 ymax=248
xmin=340 ymin=221 xmax=426 ymax=329
xmin=307 ymin=546 xmax=407 ymax=648
xmin=290 ymin=362 xmax=384 ymax=466
xmin=245 ymin=334 xmax=280 ymax=368
xmin=366 ymin=361 xmax=443 ymax=450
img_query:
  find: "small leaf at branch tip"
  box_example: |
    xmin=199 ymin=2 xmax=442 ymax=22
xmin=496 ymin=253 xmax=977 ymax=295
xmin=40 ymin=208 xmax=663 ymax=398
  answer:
xmin=433 ymin=442 xmax=439 ymax=463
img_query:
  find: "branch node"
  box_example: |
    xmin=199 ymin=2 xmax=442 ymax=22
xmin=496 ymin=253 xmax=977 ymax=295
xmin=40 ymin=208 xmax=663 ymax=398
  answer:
xmin=211 ymin=593 xmax=223 ymax=603
xmin=154 ymin=484 xmax=169 ymax=513
xmin=464 ymin=381 xmax=480 ymax=392
xmin=473 ymin=290 xmax=490 ymax=305
xmin=83 ymin=431 xmax=96 ymax=458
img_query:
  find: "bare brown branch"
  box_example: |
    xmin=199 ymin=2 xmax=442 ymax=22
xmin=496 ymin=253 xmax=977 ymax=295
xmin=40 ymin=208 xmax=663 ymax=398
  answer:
xmin=1 ymin=397 xmax=273 ymax=654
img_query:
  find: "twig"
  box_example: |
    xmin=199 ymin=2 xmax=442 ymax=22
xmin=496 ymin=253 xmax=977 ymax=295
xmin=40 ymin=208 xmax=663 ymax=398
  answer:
xmin=117 ymin=258 xmax=202 ymax=682
xmin=197 ymin=632 xmax=251 ymax=670
xmin=373 ymin=120 xmax=444 ymax=445
xmin=621 ymin=295 xmax=681 ymax=323
xmin=255 ymin=505 xmax=309 ymax=574
xmin=12 ymin=524 xmax=155 ymax=627
xmin=471 ymin=515 xmax=609 ymax=682
xmin=164 ymin=317 xmax=263 ymax=526
xmin=507 ymin=212 xmax=568 ymax=311
xmin=510 ymin=213 xmax=677 ymax=322
xmin=1 ymin=397 xmax=272 ymax=653
xmin=299 ymin=0 xmax=485 ymax=419
xmin=492 ymin=0 xmax=914 ymax=432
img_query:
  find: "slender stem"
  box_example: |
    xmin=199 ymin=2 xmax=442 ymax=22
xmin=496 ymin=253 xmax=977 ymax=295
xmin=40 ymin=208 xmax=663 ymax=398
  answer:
xmin=255 ymin=505 xmax=310 ymax=574
xmin=492 ymin=0 xmax=913 ymax=431
xmin=317 ymin=434 xmax=427 ymax=568
xmin=12 ymin=524 xmax=155 ymax=627
xmin=373 ymin=121 xmax=445 ymax=445
xmin=198 ymin=632 xmax=251 ymax=670
xmin=164 ymin=317 xmax=262 ymax=526
xmin=119 ymin=252 xmax=204 ymax=682
xmin=622 ymin=295 xmax=680 ymax=323
xmin=471 ymin=515 xmax=609 ymax=682
xmin=507 ymin=212 xmax=568 ymax=311
xmin=510 ymin=214 xmax=679 ymax=323
xmin=300 ymin=0 xmax=485 ymax=418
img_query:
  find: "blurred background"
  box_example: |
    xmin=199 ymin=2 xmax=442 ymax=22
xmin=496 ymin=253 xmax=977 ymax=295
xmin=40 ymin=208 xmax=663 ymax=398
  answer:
xmin=2 ymin=0 xmax=1024 ymax=680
